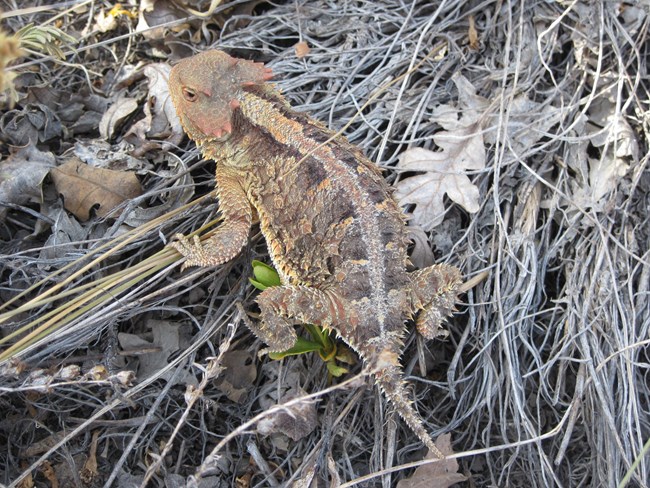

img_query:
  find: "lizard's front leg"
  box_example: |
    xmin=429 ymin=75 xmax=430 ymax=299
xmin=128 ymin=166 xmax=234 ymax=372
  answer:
xmin=251 ymin=285 xmax=354 ymax=352
xmin=409 ymin=264 xmax=462 ymax=339
xmin=171 ymin=165 xmax=252 ymax=269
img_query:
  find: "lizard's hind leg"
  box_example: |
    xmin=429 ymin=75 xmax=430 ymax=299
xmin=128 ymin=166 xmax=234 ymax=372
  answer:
xmin=252 ymin=285 xmax=352 ymax=352
xmin=409 ymin=264 xmax=462 ymax=340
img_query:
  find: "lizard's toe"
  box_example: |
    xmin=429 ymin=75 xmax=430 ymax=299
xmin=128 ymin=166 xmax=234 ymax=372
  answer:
xmin=170 ymin=234 xmax=210 ymax=268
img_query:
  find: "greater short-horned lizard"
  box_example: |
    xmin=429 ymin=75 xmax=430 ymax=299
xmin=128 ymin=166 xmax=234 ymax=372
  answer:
xmin=168 ymin=50 xmax=462 ymax=457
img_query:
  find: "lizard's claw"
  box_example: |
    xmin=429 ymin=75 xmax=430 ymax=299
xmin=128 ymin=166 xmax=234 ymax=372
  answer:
xmin=170 ymin=234 xmax=212 ymax=270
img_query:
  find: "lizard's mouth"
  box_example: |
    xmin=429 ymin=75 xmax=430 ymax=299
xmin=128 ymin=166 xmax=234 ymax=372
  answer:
xmin=197 ymin=133 xmax=231 ymax=144
xmin=181 ymin=114 xmax=232 ymax=144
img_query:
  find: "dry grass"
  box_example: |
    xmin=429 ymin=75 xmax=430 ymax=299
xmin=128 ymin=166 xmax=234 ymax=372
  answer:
xmin=0 ymin=1 xmax=648 ymax=486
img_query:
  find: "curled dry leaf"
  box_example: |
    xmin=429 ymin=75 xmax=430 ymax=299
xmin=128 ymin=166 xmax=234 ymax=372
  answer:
xmin=124 ymin=62 xmax=184 ymax=149
xmin=396 ymin=434 xmax=467 ymax=488
xmin=94 ymin=8 xmax=119 ymax=33
xmin=0 ymin=144 xmax=54 ymax=220
xmin=99 ymin=97 xmax=139 ymax=140
xmin=0 ymin=28 xmax=23 ymax=106
xmin=136 ymin=0 xmax=185 ymax=40
xmin=407 ymin=226 xmax=435 ymax=268
xmin=94 ymin=4 xmax=137 ymax=33
xmin=50 ymin=157 xmax=142 ymax=221
xmin=585 ymin=93 xmax=637 ymax=203
xmin=40 ymin=206 xmax=87 ymax=260
xmin=468 ymin=15 xmax=479 ymax=50
xmin=73 ymin=140 xmax=149 ymax=172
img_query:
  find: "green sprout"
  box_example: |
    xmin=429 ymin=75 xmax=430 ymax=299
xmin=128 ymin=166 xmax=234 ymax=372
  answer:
xmin=249 ymin=260 xmax=354 ymax=377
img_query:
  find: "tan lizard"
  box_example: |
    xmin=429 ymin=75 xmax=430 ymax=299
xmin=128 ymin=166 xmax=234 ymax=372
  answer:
xmin=168 ymin=50 xmax=462 ymax=457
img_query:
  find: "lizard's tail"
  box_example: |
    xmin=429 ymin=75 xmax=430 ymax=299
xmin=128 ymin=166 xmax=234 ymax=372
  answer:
xmin=373 ymin=361 xmax=445 ymax=459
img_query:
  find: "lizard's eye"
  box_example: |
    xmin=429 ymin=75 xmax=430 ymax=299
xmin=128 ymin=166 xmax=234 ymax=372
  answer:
xmin=182 ymin=88 xmax=197 ymax=102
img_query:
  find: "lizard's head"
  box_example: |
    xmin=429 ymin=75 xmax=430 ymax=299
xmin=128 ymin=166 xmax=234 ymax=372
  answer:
xmin=169 ymin=50 xmax=273 ymax=144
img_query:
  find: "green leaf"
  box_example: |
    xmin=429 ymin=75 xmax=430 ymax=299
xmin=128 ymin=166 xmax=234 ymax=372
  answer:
xmin=326 ymin=361 xmax=348 ymax=377
xmin=268 ymin=337 xmax=323 ymax=359
xmin=251 ymin=261 xmax=351 ymax=376
xmin=251 ymin=260 xmax=281 ymax=288
xmin=249 ymin=278 xmax=268 ymax=291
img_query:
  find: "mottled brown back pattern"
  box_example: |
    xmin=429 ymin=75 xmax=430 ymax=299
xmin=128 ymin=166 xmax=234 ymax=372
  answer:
xmin=168 ymin=50 xmax=462 ymax=457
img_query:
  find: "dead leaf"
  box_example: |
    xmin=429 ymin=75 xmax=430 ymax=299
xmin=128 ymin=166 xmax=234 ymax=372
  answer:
xmin=136 ymin=0 xmax=185 ymax=40
xmin=396 ymin=73 xmax=564 ymax=229
xmin=485 ymin=94 xmax=562 ymax=155
xmin=0 ymin=103 xmax=63 ymax=145
xmin=0 ymin=29 xmax=23 ymax=107
xmin=21 ymin=430 xmax=67 ymax=457
xmin=117 ymin=320 xmax=196 ymax=386
xmin=0 ymin=144 xmax=54 ymax=220
xmin=40 ymin=206 xmax=87 ymax=259
xmin=395 ymin=146 xmax=482 ymax=231
xmin=468 ymin=15 xmax=479 ymax=50
xmin=396 ymin=434 xmax=467 ymax=488
xmin=256 ymin=387 xmax=318 ymax=441
xmin=40 ymin=461 xmax=57 ymax=488
xmin=295 ymin=41 xmax=310 ymax=58
xmin=587 ymin=154 xmax=629 ymax=203
xmin=50 ymin=158 xmax=142 ymax=221
xmin=407 ymin=226 xmax=435 ymax=268
xmin=585 ymin=94 xmax=637 ymax=202
xmin=214 ymin=350 xmax=257 ymax=403
xmin=99 ymin=97 xmax=138 ymax=140
xmin=73 ymin=140 xmax=149 ymax=172
xmin=94 ymin=8 xmax=119 ymax=32
xmin=395 ymin=74 xmax=486 ymax=230
xmin=124 ymin=63 xmax=184 ymax=148
xmin=563 ymin=90 xmax=637 ymax=209
xmin=94 ymin=4 xmax=137 ymax=33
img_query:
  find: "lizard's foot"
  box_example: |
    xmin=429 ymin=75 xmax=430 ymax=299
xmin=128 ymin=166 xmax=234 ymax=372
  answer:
xmin=253 ymin=285 xmax=350 ymax=352
xmin=170 ymin=219 xmax=249 ymax=269
xmin=170 ymin=233 xmax=219 ymax=269
xmin=409 ymin=264 xmax=462 ymax=340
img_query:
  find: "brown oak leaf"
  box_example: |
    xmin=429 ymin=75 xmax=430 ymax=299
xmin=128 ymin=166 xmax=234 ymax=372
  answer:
xmin=50 ymin=157 xmax=142 ymax=221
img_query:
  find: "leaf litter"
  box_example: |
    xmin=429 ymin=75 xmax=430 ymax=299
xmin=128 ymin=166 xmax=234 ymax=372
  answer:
xmin=0 ymin=1 xmax=648 ymax=487
xmin=395 ymin=73 xmax=564 ymax=230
